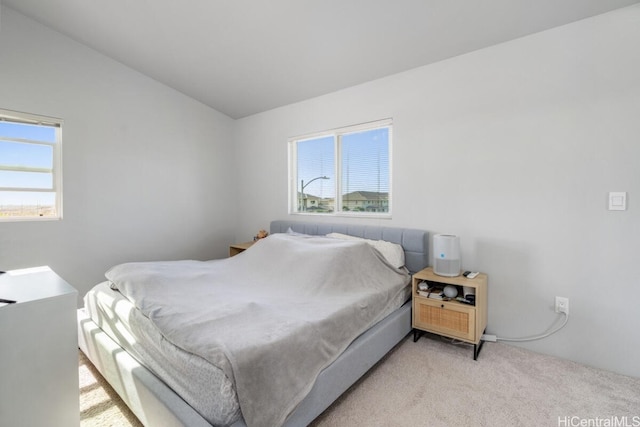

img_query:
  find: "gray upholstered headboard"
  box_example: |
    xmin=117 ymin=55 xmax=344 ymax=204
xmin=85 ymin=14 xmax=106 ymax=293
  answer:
xmin=270 ymin=220 xmax=429 ymax=275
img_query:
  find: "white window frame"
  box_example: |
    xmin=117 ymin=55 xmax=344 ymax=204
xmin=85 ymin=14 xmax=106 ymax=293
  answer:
xmin=288 ymin=118 xmax=392 ymax=218
xmin=0 ymin=108 xmax=63 ymax=221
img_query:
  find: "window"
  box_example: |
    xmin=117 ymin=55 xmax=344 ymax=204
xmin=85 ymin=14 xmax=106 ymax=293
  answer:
xmin=0 ymin=109 xmax=62 ymax=220
xmin=289 ymin=119 xmax=391 ymax=217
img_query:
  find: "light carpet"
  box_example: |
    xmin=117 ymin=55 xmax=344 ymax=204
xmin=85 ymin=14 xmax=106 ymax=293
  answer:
xmin=79 ymin=352 xmax=143 ymax=427
xmin=79 ymin=334 xmax=640 ymax=426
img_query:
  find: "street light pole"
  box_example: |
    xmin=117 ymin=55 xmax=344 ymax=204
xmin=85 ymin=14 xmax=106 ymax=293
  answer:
xmin=300 ymin=175 xmax=329 ymax=211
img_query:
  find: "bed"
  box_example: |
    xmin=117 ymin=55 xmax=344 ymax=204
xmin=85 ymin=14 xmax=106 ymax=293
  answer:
xmin=78 ymin=220 xmax=429 ymax=427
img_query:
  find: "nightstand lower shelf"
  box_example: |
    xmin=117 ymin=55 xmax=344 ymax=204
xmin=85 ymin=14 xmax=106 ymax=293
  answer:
xmin=412 ymin=328 xmax=487 ymax=361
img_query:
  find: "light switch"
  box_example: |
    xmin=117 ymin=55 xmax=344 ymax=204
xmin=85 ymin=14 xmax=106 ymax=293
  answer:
xmin=608 ymin=192 xmax=627 ymax=211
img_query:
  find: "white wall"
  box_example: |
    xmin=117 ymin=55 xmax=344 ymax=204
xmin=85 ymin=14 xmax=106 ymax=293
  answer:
xmin=0 ymin=7 xmax=237 ymax=299
xmin=234 ymin=5 xmax=640 ymax=377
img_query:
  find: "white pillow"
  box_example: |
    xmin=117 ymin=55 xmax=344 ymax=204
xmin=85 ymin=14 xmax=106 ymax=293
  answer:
xmin=286 ymin=227 xmax=311 ymax=237
xmin=326 ymin=232 xmax=405 ymax=269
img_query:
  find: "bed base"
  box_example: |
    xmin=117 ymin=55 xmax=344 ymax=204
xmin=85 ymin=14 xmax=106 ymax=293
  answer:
xmin=78 ymin=302 xmax=411 ymax=427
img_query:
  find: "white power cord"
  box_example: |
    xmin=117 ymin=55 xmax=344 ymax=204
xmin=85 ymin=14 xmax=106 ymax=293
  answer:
xmin=482 ymin=312 xmax=569 ymax=343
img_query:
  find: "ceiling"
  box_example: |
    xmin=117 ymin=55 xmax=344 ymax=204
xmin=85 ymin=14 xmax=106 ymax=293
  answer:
xmin=4 ymin=0 xmax=640 ymax=119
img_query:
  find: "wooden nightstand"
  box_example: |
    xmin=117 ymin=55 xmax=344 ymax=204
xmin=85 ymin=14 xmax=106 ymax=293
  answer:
xmin=229 ymin=241 xmax=255 ymax=257
xmin=411 ymin=267 xmax=488 ymax=360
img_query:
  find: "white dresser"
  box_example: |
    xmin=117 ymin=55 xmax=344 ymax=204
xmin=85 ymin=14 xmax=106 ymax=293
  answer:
xmin=0 ymin=266 xmax=79 ymax=427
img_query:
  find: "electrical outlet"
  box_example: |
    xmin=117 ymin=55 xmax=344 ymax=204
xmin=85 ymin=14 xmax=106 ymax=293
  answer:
xmin=555 ymin=296 xmax=569 ymax=315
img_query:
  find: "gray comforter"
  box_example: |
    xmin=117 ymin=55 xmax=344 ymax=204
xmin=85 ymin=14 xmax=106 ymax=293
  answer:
xmin=106 ymin=233 xmax=410 ymax=427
